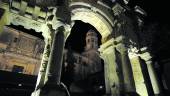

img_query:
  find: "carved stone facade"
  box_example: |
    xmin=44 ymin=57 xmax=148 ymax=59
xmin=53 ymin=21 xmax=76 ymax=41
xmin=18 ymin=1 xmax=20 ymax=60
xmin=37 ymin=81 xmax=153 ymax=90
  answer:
xmin=0 ymin=0 xmax=162 ymax=96
xmin=0 ymin=26 xmax=44 ymax=75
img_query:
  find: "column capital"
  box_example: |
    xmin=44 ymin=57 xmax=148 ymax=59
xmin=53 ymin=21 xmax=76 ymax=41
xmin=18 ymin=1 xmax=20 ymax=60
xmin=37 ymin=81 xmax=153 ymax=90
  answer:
xmin=112 ymin=3 xmax=125 ymax=16
xmin=115 ymin=43 xmax=127 ymax=54
xmin=99 ymin=36 xmax=125 ymax=53
xmin=128 ymin=46 xmax=140 ymax=59
xmin=99 ymin=38 xmax=114 ymax=53
xmin=139 ymin=47 xmax=152 ymax=62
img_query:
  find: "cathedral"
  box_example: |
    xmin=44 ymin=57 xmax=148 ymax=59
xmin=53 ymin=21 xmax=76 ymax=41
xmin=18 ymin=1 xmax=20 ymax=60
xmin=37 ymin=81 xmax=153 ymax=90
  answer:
xmin=0 ymin=0 xmax=168 ymax=96
xmin=63 ymin=30 xmax=104 ymax=95
xmin=63 ymin=30 xmax=102 ymax=81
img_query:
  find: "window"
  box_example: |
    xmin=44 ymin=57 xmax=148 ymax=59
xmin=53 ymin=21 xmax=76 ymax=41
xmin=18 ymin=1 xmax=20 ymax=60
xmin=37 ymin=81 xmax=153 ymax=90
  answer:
xmin=12 ymin=65 xmax=24 ymax=73
xmin=78 ymin=56 xmax=82 ymax=63
xmin=87 ymin=39 xmax=90 ymax=43
xmin=13 ymin=37 xmax=18 ymax=43
xmin=92 ymin=38 xmax=94 ymax=42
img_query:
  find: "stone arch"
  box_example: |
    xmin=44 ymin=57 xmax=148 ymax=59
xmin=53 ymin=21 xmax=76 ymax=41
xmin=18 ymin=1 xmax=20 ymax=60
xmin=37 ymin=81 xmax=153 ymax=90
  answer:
xmin=0 ymin=1 xmax=162 ymax=96
xmin=70 ymin=1 xmax=114 ymax=43
xmin=68 ymin=1 xmax=121 ymax=95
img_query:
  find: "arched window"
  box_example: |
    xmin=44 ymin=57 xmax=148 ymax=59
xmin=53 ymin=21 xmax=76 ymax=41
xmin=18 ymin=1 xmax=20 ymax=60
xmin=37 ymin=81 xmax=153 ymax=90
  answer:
xmin=88 ymin=39 xmax=90 ymax=43
xmin=13 ymin=37 xmax=18 ymax=43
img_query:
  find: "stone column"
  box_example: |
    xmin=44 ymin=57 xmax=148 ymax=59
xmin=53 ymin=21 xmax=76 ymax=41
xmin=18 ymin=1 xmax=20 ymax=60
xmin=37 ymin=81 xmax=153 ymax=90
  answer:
xmin=128 ymin=50 xmax=149 ymax=96
xmin=140 ymin=51 xmax=161 ymax=96
xmin=31 ymin=34 xmax=51 ymax=96
xmin=34 ymin=38 xmax=51 ymax=89
xmin=116 ymin=44 xmax=136 ymax=94
xmin=146 ymin=61 xmax=161 ymax=96
xmin=32 ymin=26 xmax=66 ymax=96
xmin=102 ymin=55 xmax=111 ymax=94
xmin=99 ymin=39 xmax=120 ymax=96
xmin=44 ymin=26 xmax=65 ymax=85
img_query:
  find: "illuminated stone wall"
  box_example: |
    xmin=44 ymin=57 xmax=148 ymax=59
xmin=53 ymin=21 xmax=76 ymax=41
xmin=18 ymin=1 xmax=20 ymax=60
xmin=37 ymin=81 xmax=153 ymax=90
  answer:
xmin=0 ymin=8 xmax=7 ymax=33
xmin=0 ymin=0 xmax=161 ymax=96
xmin=0 ymin=26 xmax=44 ymax=75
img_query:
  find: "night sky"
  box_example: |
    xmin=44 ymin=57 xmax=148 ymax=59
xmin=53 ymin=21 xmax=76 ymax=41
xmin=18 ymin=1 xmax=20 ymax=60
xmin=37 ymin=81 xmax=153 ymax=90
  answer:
xmin=65 ymin=20 xmax=101 ymax=53
xmin=135 ymin=0 xmax=170 ymax=60
xmin=128 ymin=0 xmax=170 ymax=24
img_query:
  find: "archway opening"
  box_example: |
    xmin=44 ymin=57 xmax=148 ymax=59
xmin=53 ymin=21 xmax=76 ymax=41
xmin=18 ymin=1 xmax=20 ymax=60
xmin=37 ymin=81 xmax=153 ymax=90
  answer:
xmin=65 ymin=20 xmax=102 ymax=53
xmin=62 ymin=20 xmax=105 ymax=96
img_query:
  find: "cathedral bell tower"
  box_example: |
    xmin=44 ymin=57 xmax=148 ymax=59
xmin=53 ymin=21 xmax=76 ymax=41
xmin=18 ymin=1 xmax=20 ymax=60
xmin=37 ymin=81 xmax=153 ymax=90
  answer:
xmin=85 ymin=30 xmax=98 ymax=51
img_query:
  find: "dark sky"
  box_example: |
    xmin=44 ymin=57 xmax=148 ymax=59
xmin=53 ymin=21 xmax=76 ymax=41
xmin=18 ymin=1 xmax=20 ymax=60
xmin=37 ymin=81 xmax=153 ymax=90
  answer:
xmin=65 ymin=21 xmax=101 ymax=53
xmin=135 ymin=0 xmax=170 ymax=60
xmin=128 ymin=0 xmax=170 ymax=24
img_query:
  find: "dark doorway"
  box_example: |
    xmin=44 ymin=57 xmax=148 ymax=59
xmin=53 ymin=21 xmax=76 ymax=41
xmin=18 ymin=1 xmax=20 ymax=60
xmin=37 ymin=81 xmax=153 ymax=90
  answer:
xmin=12 ymin=65 xmax=24 ymax=73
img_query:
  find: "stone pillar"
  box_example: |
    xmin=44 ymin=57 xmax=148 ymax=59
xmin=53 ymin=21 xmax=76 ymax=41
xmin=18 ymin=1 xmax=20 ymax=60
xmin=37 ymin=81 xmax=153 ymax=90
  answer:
xmin=140 ymin=50 xmax=161 ymax=96
xmin=31 ymin=32 xmax=51 ymax=96
xmin=99 ymin=38 xmax=136 ymax=96
xmin=99 ymin=39 xmax=120 ymax=96
xmin=34 ymin=38 xmax=51 ymax=90
xmin=128 ymin=50 xmax=149 ymax=96
xmin=32 ymin=26 xmax=66 ymax=96
xmin=44 ymin=26 xmax=65 ymax=85
xmin=116 ymin=44 xmax=136 ymax=94
xmin=102 ymin=55 xmax=111 ymax=94
xmin=146 ymin=61 xmax=161 ymax=96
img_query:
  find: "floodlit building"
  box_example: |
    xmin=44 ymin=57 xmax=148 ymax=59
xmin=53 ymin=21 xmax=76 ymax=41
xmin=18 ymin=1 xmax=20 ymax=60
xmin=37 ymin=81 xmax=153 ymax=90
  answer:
xmin=0 ymin=0 xmax=166 ymax=96
xmin=64 ymin=30 xmax=102 ymax=80
xmin=62 ymin=30 xmax=104 ymax=95
xmin=0 ymin=26 xmax=44 ymax=75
